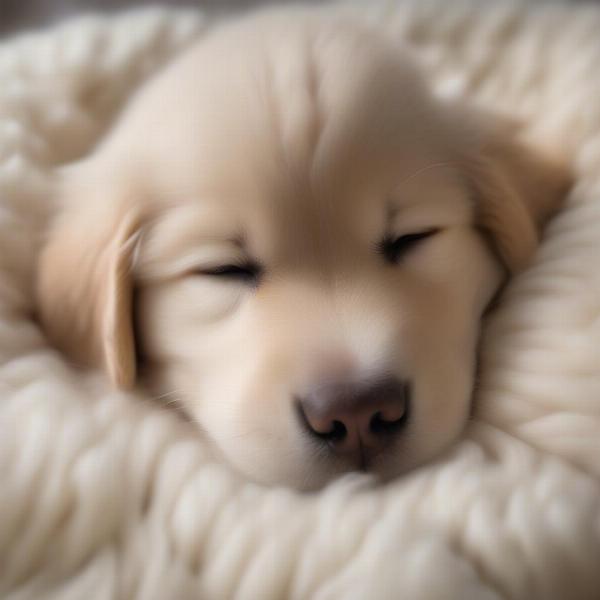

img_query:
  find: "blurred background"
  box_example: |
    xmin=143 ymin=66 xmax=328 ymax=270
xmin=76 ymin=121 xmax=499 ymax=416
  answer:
xmin=1 ymin=0 xmax=596 ymax=36
xmin=0 ymin=0 xmax=322 ymax=36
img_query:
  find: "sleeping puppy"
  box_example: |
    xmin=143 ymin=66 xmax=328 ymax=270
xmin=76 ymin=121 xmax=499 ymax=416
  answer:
xmin=35 ymin=7 xmax=570 ymax=490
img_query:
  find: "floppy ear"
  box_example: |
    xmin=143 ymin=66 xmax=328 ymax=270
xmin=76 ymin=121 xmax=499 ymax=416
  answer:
xmin=36 ymin=174 xmax=139 ymax=388
xmin=465 ymin=115 xmax=572 ymax=273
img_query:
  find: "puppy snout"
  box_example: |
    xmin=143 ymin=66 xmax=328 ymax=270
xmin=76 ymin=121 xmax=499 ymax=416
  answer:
xmin=297 ymin=378 xmax=410 ymax=465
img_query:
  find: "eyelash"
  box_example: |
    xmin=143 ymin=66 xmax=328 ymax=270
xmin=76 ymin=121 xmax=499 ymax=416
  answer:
xmin=380 ymin=229 xmax=439 ymax=264
xmin=198 ymin=262 xmax=262 ymax=284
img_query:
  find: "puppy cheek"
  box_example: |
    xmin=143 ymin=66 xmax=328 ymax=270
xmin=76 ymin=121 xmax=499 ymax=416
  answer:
xmin=412 ymin=353 xmax=476 ymax=460
xmin=397 ymin=250 xmax=501 ymax=469
xmin=198 ymin=399 xmax=309 ymax=487
xmin=174 ymin=350 xmax=293 ymax=485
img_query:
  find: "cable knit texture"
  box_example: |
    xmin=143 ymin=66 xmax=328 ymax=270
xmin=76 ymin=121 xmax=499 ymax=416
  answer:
xmin=1 ymin=2 xmax=599 ymax=598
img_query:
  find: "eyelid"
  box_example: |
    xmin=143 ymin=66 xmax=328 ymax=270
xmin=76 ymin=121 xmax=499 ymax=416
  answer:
xmin=194 ymin=261 xmax=261 ymax=276
xmin=382 ymin=227 xmax=440 ymax=244
xmin=137 ymin=247 xmax=248 ymax=282
xmin=390 ymin=227 xmax=440 ymax=240
xmin=380 ymin=228 xmax=440 ymax=263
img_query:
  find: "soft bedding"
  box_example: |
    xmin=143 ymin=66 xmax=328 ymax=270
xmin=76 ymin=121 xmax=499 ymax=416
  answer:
xmin=1 ymin=1 xmax=599 ymax=599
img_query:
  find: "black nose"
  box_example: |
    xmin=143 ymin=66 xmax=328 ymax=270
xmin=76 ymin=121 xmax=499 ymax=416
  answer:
xmin=297 ymin=378 xmax=410 ymax=465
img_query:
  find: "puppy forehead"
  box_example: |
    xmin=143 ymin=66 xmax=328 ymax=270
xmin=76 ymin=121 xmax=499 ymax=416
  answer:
xmin=116 ymin=13 xmax=449 ymax=206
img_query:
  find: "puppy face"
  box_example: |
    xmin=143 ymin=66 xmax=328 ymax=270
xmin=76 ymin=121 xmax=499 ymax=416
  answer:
xmin=37 ymin=10 xmax=570 ymax=489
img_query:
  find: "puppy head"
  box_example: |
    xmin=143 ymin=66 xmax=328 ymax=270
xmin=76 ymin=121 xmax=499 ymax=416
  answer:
xmin=36 ymin=11 xmax=570 ymax=489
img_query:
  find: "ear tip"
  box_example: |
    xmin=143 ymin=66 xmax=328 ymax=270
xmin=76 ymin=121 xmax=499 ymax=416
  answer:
xmin=102 ymin=310 xmax=137 ymax=390
xmin=107 ymin=358 xmax=137 ymax=390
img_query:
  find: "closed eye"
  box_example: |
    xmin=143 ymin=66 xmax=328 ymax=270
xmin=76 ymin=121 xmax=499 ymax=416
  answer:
xmin=380 ymin=229 xmax=439 ymax=264
xmin=197 ymin=262 xmax=262 ymax=285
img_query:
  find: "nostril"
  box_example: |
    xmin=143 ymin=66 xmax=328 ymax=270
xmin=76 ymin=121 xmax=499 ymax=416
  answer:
xmin=327 ymin=420 xmax=347 ymax=442
xmin=369 ymin=410 xmax=406 ymax=435
xmin=296 ymin=401 xmax=348 ymax=443
xmin=369 ymin=383 xmax=411 ymax=436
